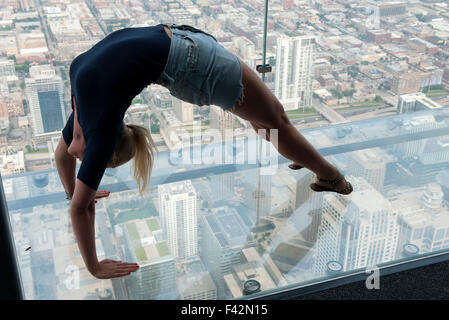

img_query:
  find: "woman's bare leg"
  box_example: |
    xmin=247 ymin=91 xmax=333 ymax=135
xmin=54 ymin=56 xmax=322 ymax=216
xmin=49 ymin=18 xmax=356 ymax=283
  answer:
xmin=229 ymin=58 xmax=349 ymax=192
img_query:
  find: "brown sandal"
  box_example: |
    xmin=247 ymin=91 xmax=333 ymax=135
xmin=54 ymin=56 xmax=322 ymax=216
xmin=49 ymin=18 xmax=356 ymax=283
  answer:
xmin=288 ymin=163 xmax=303 ymax=170
xmin=310 ymin=175 xmax=353 ymax=195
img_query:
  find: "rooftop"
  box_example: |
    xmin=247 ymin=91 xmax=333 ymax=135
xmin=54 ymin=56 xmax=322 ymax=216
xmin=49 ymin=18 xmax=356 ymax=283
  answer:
xmin=124 ymin=218 xmax=171 ymax=263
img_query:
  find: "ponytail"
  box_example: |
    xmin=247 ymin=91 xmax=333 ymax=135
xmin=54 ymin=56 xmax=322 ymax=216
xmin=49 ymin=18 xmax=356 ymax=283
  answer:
xmin=126 ymin=124 xmax=158 ymax=197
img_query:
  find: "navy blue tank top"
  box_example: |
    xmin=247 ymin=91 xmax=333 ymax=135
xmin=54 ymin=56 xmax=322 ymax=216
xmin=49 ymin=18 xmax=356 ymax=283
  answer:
xmin=62 ymin=24 xmax=171 ymax=191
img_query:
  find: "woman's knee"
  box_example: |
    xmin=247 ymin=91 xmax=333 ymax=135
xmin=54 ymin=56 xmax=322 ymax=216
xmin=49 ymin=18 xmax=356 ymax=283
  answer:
xmin=261 ymin=102 xmax=291 ymax=129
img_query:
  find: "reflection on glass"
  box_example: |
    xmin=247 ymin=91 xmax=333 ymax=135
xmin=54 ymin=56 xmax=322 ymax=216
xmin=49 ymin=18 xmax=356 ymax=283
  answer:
xmin=4 ymin=107 xmax=449 ymax=299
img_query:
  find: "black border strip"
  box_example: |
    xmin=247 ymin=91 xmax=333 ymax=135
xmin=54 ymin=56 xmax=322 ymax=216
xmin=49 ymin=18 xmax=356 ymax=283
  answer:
xmin=0 ymin=174 xmax=24 ymax=299
xmin=243 ymin=250 xmax=449 ymax=300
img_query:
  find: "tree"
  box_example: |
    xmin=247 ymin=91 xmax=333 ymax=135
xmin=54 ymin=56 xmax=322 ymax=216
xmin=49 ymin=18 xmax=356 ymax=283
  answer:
xmin=343 ymin=89 xmax=355 ymax=97
xmin=415 ymin=13 xmax=425 ymax=22
xmin=15 ymin=61 xmax=30 ymax=73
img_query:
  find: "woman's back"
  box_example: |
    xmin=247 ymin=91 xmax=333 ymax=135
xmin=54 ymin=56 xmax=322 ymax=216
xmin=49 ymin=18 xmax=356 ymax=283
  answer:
xmin=69 ymin=24 xmax=171 ymax=134
xmin=62 ymin=24 xmax=171 ymax=191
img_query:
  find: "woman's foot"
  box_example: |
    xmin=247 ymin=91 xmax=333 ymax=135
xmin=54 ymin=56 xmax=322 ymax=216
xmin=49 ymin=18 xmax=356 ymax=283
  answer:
xmin=310 ymin=170 xmax=353 ymax=195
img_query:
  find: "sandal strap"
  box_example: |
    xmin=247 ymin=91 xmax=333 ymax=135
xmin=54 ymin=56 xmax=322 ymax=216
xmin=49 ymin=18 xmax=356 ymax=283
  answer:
xmin=318 ymin=176 xmax=344 ymax=187
xmin=342 ymin=182 xmax=352 ymax=194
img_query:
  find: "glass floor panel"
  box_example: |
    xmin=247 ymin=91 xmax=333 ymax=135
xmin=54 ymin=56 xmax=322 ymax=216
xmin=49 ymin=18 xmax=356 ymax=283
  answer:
xmin=3 ymin=107 xmax=449 ymax=299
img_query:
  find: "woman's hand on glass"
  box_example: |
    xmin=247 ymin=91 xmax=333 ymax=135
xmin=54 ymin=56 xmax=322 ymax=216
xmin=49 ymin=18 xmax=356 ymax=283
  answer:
xmin=90 ymin=259 xmax=139 ymax=279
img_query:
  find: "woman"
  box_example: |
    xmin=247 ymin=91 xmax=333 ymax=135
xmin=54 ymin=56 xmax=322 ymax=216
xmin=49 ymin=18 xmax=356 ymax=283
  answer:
xmin=55 ymin=23 xmax=353 ymax=279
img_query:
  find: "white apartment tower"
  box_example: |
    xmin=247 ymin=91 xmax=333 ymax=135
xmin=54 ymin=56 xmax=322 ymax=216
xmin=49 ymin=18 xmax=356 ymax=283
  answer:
xmin=391 ymin=183 xmax=449 ymax=255
xmin=346 ymin=148 xmax=389 ymax=192
xmin=0 ymin=59 xmax=17 ymax=80
xmin=25 ymin=65 xmax=66 ymax=135
xmin=313 ymin=176 xmax=399 ymax=275
xmin=210 ymin=105 xmax=234 ymax=141
xmin=158 ymin=180 xmax=198 ymax=259
xmin=173 ymin=98 xmax=194 ymax=124
xmin=275 ymin=35 xmax=315 ymax=111
xmin=397 ymin=92 xmax=443 ymax=114
xmin=394 ymin=114 xmax=446 ymax=159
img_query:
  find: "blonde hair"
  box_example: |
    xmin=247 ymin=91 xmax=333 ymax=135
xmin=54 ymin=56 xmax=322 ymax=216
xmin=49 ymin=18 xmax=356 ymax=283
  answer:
xmin=108 ymin=122 xmax=157 ymax=197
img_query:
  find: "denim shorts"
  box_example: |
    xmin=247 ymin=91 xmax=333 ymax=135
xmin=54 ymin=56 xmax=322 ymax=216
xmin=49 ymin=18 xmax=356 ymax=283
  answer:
xmin=156 ymin=23 xmax=244 ymax=111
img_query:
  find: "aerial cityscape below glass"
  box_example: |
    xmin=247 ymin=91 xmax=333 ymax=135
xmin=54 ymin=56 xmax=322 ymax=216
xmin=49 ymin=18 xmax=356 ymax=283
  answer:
xmin=1 ymin=0 xmax=449 ymax=299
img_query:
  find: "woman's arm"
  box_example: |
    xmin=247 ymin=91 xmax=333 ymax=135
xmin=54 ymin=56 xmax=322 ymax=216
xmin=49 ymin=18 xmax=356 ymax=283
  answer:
xmin=70 ymin=181 xmax=98 ymax=270
xmin=56 ymin=134 xmax=76 ymax=196
xmin=69 ymin=125 xmax=139 ymax=278
xmin=71 ymin=178 xmax=139 ymax=278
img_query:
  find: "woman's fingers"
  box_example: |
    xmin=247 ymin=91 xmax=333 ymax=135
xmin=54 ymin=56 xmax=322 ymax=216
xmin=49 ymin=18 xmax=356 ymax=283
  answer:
xmin=116 ymin=264 xmax=139 ymax=272
xmin=106 ymin=261 xmax=139 ymax=272
xmin=110 ymin=265 xmax=138 ymax=278
xmin=118 ymin=262 xmax=139 ymax=267
xmin=95 ymin=190 xmax=110 ymax=199
xmin=94 ymin=260 xmax=139 ymax=278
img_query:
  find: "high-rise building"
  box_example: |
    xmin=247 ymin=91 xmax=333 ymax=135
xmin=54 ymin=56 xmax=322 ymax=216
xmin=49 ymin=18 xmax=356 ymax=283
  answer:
xmin=233 ymin=36 xmax=256 ymax=60
xmin=215 ymin=172 xmax=235 ymax=200
xmin=244 ymin=169 xmax=272 ymax=220
xmin=275 ymin=35 xmax=315 ymax=110
xmin=122 ymin=218 xmax=177 ymax=300
xmin=200 ymin=206 xmax=249 ymax=298
xmin=394 ymin=114 xmax=447 ymax=159
xmin=395 ymin=135 xmax=449 ymax=187
xmin=30 ymin=229 xmax=57 ymax=300
xmin=294 ymin=171 xmax=324 ymax=243
xmin=25 ymin=65 xmax=66 ymax=135
xmin=224 ymin=260 xmax=276 ymax=298
xmin=346 ymin=148 xmax=393 ymax=192
xmin=173 ymin=97 xmax=194 ymax=124
xmin=158 ymin=180 xmax=198 ymax=259
xmin=0 ymin=147 xmax=25 ymax=176
xmin=283 ymin=0 xmax=294 ymax=10
xmin=210 ymin=105 xmax=234 ymax=141
xmin=0 ymin=59 xmax=17 ymax=80
xmin=177 ymin=257 xmax=217 ymax=300
xmin=391 ymin=183 xmax=449 ymax=255
xmin=313 ymin=176 xmax=399 ymax=275
xmin=397 ymin=92 xmax=443 ymax=114
xmin=368 ymin=1 xmax=407 ymax=17
xmin=391 ymin=71 xmax=422 ymax=95
xmin=242 ymin=247 xmax=287 ymax=287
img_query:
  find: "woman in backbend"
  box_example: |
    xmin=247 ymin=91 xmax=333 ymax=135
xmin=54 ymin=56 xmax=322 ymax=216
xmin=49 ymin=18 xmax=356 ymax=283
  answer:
xmin=55 ymin=23 xmax=353 ymax=279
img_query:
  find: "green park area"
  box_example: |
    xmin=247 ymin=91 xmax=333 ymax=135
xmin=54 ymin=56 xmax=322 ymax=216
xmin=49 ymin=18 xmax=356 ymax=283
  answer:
xmin=25 ymin=146 xmax=49 ymax=154
xmin=109 ymin=199 xmax=158 ymax=226
xmin=126 ymin=223 xmax=139 ymax=241
xmin=285 ymin=108 xmax=318 ymax=120
xmin=135 ymin=247 xmax=148 ymax=261
xmin=424 ymin=89 xmax=448 ymax=98
xmin=146 ymin=218 xmax=160 ymax=232
xmin=113 ymin=207 xmax=152 ymax=225
xmin=336 ymin=100 xmax=384 ymax=112
xmin=184 ymin=126 xmax=208 ymax=133
xmin=421 ymin=84 xmax=448 ymax=98
xmin=156 ymin=242 xmax=170 ymax=257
